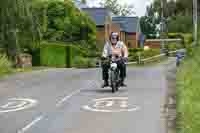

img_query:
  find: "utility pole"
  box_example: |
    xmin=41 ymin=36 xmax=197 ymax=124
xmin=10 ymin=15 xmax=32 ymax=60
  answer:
xmin=160 ymin=0 xmax=165 ymax=53
xmin=193 ymin=0 xmax=198 ymax=46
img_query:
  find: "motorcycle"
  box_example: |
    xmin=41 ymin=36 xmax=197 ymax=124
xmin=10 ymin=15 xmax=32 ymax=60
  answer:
xmin=108 ymin=55 xmax=121 ymax=93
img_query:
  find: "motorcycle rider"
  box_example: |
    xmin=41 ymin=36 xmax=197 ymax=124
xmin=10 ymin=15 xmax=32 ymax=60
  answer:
xmin=101 ymin=32 xmax=128 ymax=88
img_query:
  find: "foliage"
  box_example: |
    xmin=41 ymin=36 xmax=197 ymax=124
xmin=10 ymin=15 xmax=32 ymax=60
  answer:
xmin=0 ymin=54 xmax=12 ymax=76
xmin=141 ymin=49 xmax=161 ymax=59
xmin=100 ymin=0 xmax=135 ymax=16
xmin=177 ymin=46 xmax=200 ymax=133
xmin=40 ymin=43 xmax=67 ymax=68
xmin=73 ymin=56 xmax=96 ymax=68
xmin=0 ymin=0 xmax=41 ymax=61
xmin=144 ymin=0 xmax=194 ymax=35
xmin=140 ymin=16 xmax=158 ymax=39
xmin=39 ymin=41 xmax=95 ymax=68
xmin=33 ymin=0 xmax=96 ymax=48
xmin=128 ymin=48 xmax=161 ymax=62
xmin=167 ymin=16 xmax=193 ymax=33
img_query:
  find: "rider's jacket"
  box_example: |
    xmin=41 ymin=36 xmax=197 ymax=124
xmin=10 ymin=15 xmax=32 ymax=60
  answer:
xmin=102 ymin=41 xmax=128 ymax=58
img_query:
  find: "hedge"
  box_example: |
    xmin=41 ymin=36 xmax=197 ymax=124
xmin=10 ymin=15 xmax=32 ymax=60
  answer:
xmin=128 ymin=48 xmax=161 ymax=62
xmin=39 ymin=41 xmax=96 ymax=68
xmin=73 ymin=56 xmax=96 ymax=68
xmin=0 ymin=54 xmax=12 ymax=76
xmin=40 ymin=43 xmax=67 ymax=67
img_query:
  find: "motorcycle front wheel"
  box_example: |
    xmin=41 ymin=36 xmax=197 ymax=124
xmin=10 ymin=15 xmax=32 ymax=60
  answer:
xmin=110 ymin=70 xmax=118 ymax=93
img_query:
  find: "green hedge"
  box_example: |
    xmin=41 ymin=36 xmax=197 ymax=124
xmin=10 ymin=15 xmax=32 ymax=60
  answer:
xmin=0 ymin=54 xmax=12 ymax=76
xmin=31 ymin=48 xmax=41 ymax=66
xmin=128 ymin=48 xmax=161 ymax=62
xmin=177 ymin=46 xmax=200 ymax=133
xmin=141 ymin=49 xmax=161 ymax=59
xmin=39 ymin=41 xmax=95 ymax=68
xmin=40 ymin=43 xmax=67 ymax=67
xmin=168 ymin=33 xmax=193 ymax=46
xmin=73 ymin=56 xmax=96 ymax=68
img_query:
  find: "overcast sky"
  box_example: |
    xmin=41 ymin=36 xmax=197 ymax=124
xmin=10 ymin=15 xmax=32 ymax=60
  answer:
xmin=87 ymin=0 xmax=153 ymax=17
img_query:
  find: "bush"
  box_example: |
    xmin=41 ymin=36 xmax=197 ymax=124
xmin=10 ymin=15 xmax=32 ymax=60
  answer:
xmin=166 ymin=43 xmax=179 ymax=51
xmin=31 ymin=48 xmax=41 ymax=66
xmin=40 ymin=43 xmax=67 ymax=67
xmin=128 ymin=48 xmax=143 ymax=62
xmin=0 ymin=54 xmax=12 ymax=76
xmin=72 ymin=56 xmax=96 ymax=68
xmin=128 ymin=48 xmax=161 ymax=62
xmin=40 ymin=41 xmax=91 ymax=68
xmin=128 ymin=48 xmax=143 ymax=55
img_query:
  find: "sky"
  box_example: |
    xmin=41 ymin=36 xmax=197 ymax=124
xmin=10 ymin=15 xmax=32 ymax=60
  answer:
xmin=87 ymin=0 xmax=154 ymax=17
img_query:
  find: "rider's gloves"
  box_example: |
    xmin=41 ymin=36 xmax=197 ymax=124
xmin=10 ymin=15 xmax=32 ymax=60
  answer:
xmin=122 ymin=57 xmax=128 ymax=63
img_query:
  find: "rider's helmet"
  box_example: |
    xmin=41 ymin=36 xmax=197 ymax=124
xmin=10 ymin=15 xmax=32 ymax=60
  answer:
xmin=109 ymin=32 xmax=119 ymax=44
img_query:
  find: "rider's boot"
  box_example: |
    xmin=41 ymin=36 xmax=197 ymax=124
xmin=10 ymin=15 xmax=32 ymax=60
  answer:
xmin=120 ymin=79 xmax=127 ymax=87
xmin=101 ymin=80 xmax=109 ymax=88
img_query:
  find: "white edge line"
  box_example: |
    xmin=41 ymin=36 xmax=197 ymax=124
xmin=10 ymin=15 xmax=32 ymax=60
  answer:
xmin=17 ymin=115 xmax=44 ymax=133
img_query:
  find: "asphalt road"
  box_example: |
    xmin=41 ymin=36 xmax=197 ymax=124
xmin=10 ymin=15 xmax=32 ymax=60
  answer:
xmin=0 ymin=58 xmax=176 ymax=133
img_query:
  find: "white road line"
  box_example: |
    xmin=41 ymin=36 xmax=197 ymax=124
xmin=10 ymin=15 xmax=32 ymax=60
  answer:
xmin=17 ymin=115 xmax=44 ymax=133
xmin=56 ymin=80 xmax=95 ymax=107
xmin=56 ymin=89 xmax=81 ymax=107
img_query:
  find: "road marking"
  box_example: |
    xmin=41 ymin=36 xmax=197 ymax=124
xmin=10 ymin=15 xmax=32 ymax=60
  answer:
xmin=93 ymin=100 xmax=114 ymax=108
xmin=56 ymin=90 xmax=81 ymax=107
xmin=82 ymin=97 xmax=140 ymax=113
xmin=56 ymin=80 xmax=95 ymax=107
xmin=83 ymin=105 xmax=140 ymax=113
xmin=17 ymin=115 xmax=44 ymax=133
xmin=0 ymin=98 xmax=37 ymax=113
xmin=1 ymin=101 xmax=26 ymax=109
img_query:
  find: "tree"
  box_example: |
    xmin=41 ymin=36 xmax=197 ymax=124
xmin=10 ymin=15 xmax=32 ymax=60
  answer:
xmin=145 ymin=0 xmax=194 ymax=34
xmin=34 ymin=0 xmax=96 ymax=47
xmin=100 ymin=0 xmax=135 ymax=16
xmin=140 ymin=16 xmax=158 ymax=39
xmin=81 ymin=0 xmax=86 ymax=4
xmin=0 ymin=0 xmax=41 ymax=61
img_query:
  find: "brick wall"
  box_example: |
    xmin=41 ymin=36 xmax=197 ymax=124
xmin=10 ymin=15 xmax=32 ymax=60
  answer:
xmin=96 ymin=26 xmax=106 ymax=45
xmin=111 ymin=23 xmax=121 ymax=34
xmin=125 ymin=33 xmax=138 ymax=48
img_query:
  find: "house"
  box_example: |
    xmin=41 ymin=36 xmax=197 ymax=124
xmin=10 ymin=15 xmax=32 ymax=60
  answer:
xmin=82 ymin=8 xmax=113 ymax=45
xmin=82 ymin=8 xmax=142 ymax=48
xmin=112 ymin=17 xmax=141 ymax=48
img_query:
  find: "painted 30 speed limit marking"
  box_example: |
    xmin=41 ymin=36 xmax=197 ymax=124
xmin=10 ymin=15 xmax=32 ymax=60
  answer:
xmin=82 ymin=97 xmax=140 ymax=113
xmin=0 ymin=98 xmax=38 ymax=113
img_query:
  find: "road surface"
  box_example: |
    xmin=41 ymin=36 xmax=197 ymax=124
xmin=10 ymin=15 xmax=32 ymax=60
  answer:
xmin=0 ymin=58 xmax=175 ymax=133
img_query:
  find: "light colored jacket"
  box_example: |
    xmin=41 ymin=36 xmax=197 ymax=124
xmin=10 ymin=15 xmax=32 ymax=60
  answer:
xmin=102 ymin=41 xmax=128 ymax=58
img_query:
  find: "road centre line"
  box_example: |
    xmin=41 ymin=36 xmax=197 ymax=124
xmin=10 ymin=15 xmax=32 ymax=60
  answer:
xmin=56 ymin=90 xmax=82 ymax=107
xmin=56 ymin=80 xmax=95 ymax=107
xmin=17 ymin=80 xmax=96 ymax=133
xmin=17 ymin=115 xmax=44 ymax=133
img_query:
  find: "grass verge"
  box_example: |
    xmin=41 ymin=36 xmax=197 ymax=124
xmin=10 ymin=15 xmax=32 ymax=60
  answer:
xmin=176 ymin=46 xmax=200 ymax=133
